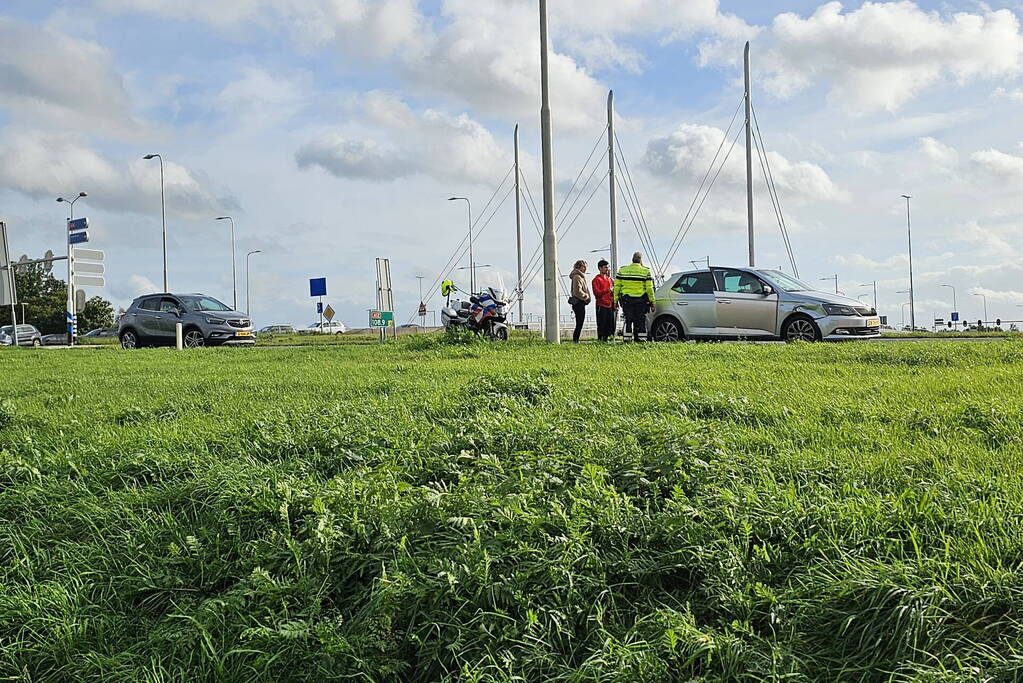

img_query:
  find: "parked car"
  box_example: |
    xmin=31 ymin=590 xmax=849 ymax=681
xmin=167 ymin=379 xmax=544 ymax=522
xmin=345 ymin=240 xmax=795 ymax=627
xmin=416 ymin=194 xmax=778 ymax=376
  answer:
xmin=41 ymin=333 xmax=67 ymax=346
xmin=119 ymin=293 xmax=255 ymax=348
xmin=258 ymin=324 xmax=295 ymax=335
xmin=305 ymin=321 xmax=347 ymax=335
xmin=0 ymin=324 xmax=43 ymax=347
xmin=647 ymin=267 xmax=881 ymax=342
xmin=83 ymin=327 xmax=118 ymax=338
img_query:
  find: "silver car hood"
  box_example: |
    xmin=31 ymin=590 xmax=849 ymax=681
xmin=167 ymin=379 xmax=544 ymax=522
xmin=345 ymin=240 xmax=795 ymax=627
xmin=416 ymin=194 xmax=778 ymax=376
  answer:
xmin=789 ymin=290 xmax=866 ymax=307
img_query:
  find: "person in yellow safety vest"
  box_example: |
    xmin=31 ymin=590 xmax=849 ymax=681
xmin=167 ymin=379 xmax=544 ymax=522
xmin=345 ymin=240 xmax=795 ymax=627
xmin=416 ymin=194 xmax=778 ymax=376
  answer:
xmin=613 ymin=251 xmax=655 ymax=342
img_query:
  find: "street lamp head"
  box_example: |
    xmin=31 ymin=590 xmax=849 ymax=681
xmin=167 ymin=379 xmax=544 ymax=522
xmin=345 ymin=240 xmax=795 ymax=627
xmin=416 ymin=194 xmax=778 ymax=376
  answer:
xmin=56 ymin=197 xmax=65 ymax=203
xmin=216 ymin=216 xmax=231 ymax=221
xmin=78 ymin=192 xmax=87 ymax=198
xmin=901 ymin=194 xmax=911 ymax=199
xmin=143 ymin=154 xmax=158 ymax=160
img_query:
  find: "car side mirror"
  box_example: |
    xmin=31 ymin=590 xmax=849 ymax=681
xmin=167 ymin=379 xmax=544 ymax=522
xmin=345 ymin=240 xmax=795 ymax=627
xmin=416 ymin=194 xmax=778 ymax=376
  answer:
xmin=762 ymin=285 xmax=774 ymax=296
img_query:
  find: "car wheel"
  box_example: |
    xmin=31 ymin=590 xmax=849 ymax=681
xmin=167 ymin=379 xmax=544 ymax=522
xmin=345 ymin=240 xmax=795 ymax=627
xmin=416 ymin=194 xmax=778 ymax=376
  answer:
xmin=120 ymin=329 xmax=139 ymax=350
xmin=652 ymin=317 xmax=684 ymax=342
xmin=783 ymin=315 xmax=821 ymax=342
xmin=183 ymin=328 xmax=206 ymax=348
xmin=335 ymin=331 xmax=343 ymax=335
xmin=32 ymin=338 xmax=41 ymax=347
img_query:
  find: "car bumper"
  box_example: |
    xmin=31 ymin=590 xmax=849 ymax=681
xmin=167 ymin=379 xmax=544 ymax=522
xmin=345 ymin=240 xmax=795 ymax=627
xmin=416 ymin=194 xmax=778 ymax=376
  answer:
xmin=819 ymin=315 xmax=882 ymax=340
xmin=207 ymin=327 xmax=256 ymax=345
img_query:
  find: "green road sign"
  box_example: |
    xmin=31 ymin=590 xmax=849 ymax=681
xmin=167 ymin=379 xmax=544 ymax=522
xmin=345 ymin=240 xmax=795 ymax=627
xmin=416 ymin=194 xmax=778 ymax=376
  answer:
xmin=369 ymin=310 xmax=394 ymax=327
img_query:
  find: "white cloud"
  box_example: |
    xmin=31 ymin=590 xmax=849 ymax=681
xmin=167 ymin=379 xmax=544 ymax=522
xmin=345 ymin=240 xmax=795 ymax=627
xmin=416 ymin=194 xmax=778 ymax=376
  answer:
xmin=296 ymin=93 xmax=508 ymax=185
xmin=0 ymin=17 xmax=139 ymax=137
xmin=643 ymin=123 xmax=847 ymax=201
xmin=918 ymin=136 xmax=959 ymax=170
xmin=970 ymin=146 xmax=1023 ymax=184
xmin=0 ymin=128 xmax=235 ymax=218
xmin=738 ymin=2 xmax=1023 ymax=114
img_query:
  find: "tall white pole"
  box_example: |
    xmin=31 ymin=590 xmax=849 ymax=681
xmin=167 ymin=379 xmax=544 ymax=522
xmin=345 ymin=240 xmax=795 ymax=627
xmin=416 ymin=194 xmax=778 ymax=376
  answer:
xmin=159 ymin=158 xmax=167 ymax=291
xmin=903 ymin=194 xmax=915 ymax=330
xmin=744 ymin=42 xmax=755 ymax=268
xmin=607 ymin=90 xmax=618 ymax=276
xmin=514 ymin=124 xmax=523 ymax=322
xmin=217 ymin=216 xmax=237 ymax=309
xmin=539 ymin=0 xmax=560 ymax=343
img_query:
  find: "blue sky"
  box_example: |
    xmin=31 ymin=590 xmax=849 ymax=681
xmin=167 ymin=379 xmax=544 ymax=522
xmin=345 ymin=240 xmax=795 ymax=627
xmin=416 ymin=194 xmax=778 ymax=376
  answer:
xmin=3 ymin=0 xmax=1023 ymax=328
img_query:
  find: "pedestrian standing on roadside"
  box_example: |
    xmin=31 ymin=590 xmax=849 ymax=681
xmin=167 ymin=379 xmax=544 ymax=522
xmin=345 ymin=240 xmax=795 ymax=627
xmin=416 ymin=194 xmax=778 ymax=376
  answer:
xmin=613 ymin=252 xmax=655 ymax=342
xmin=568 ymin=259 xmax=591 ymax=343
xmin=592 ymin=259 xmax=615 ymax=342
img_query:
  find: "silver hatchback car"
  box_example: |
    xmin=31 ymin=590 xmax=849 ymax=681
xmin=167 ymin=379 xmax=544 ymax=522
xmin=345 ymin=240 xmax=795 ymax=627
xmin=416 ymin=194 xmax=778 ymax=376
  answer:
xmin=648 ymin=267 xmax=881 ymax=342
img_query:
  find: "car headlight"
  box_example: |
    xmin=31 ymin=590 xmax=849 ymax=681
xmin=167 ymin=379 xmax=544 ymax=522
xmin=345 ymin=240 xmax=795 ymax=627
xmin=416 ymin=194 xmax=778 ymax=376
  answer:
xmin=206 ymin=316 xmax=226 ymax=325
xmin=823 ymin=304 xmax=858 ymax=316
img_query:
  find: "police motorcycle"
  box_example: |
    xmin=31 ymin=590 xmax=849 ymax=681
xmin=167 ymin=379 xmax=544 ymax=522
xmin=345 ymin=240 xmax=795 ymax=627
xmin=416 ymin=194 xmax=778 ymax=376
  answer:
xmin=440 ymin=279 xmax=510 ymax=341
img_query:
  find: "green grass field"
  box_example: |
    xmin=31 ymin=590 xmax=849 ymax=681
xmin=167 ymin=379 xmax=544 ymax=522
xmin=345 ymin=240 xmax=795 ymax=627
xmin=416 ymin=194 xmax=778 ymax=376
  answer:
xmin=2 ymin=339 xmax=1023 ymax=681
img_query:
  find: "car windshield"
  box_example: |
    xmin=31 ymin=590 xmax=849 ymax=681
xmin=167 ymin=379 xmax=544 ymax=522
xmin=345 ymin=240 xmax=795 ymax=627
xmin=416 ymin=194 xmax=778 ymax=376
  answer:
xmin=179 ymin=295 xmax=232 ymax=312
xmin=0 ymin=326 xmax=11 ymax=335
xmin=760 ymin=270 xmax=814 ymax=292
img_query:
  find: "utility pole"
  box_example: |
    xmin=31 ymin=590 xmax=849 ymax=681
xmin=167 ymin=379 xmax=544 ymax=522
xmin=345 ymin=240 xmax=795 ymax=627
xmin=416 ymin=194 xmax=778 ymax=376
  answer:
xmin=539 ymin=0 xmax=560 ymax=343
xmin=744 ymin=41 xmax=755 ymax=268
xmin=902 ymin=194 xmax=915 ymax=331
xmin=860 ymin=281 xmax=877 ymax=310
xmin=607 ymin=90 xmax=619 ymax=276
xmin=514 ymin=124 xmax=523 ymax=323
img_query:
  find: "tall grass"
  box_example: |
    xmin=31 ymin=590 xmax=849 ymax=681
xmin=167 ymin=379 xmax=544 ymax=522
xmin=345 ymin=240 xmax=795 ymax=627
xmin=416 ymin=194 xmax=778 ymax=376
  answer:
xmin=1 ymin=340 xmax=1022 ymax=680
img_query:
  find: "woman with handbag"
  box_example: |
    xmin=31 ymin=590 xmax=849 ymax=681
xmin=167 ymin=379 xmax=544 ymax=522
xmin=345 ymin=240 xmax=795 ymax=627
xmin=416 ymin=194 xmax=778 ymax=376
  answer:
xmin=568 ymin=259 xmax=591 ymax=342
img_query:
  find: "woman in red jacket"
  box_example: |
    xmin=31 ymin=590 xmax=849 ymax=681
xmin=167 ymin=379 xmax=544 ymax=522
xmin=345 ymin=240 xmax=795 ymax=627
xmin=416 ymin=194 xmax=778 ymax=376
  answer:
xmin=591 ymin=259 xmax=615 ymax=342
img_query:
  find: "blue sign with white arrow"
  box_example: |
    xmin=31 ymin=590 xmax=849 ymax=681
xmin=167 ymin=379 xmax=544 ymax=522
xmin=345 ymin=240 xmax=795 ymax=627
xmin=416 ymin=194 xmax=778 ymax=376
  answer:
xmin=69 ymin=231 xmax=89 ymax=245
xmin=68 ymin=217 xmax=89 ymax=232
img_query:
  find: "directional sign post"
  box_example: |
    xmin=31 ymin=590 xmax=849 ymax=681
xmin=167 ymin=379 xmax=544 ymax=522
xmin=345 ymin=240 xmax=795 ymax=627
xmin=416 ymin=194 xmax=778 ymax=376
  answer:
xmin=310 ymin=278 xmax=327 ymax=329
xmin=74 ymin=274 xmax=105 ymax=288
xmin=75 ymin=261 xmax=104 ymax=275
xmin=74 ymin=248 xmax=104 ymax=262
xmin=69 ymin=232 xmax=89 ymax=245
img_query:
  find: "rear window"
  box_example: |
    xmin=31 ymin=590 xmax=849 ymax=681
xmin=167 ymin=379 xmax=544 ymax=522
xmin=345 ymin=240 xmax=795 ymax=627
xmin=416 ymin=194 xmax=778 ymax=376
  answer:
xmin=138 ymin=298 xmax=160 ymax=311
xmin=671 ymin=272 xmax=715 ymax=294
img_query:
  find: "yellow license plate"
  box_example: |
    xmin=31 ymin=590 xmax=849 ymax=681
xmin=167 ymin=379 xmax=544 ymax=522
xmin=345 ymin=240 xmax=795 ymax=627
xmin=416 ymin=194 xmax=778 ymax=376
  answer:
xmin=235 ymin=331 xmax=252 ymax=336
xmin=866 ymin=318 xmax=880 ymax=328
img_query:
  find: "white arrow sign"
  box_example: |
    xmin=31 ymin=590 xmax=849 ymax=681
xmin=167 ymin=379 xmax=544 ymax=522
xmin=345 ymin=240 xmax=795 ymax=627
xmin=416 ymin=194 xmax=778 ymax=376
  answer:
xmin=73 ymin=248 xmax=104 ymax=262
xmin=73 ymin=274 xmax=105 ymax=287
xmin=76 ymin=262 xmax=104 ymax=275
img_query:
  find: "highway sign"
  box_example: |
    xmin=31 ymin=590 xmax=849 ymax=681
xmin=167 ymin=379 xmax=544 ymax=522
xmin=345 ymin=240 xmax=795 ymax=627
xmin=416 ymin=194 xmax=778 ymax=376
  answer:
xmin=73 ymin=274 xmax=104 ymax=287
xmin=316 ymin=301 xmax=323 ymax=314
xmin=69 ymin=231 xmax=89 ymax=245
xmin=369 ymin=310 xmax=394 ymax=327
xmin=418 ymin=302 xmax=427 ymax=317
xmin=76 ymin=262 xmax=104 ymax=275
xmin=951 ymin=311 xmax=959 ymax=322
xmin=67 ymin=217 xmax=89 ymax=232
xmin=323 ymin=305 xmax=335 ymax=322
xmin=74 ymin=248 xmax=104 ymax=262
xmin=310 ymin=277 xmax=327 ymax=297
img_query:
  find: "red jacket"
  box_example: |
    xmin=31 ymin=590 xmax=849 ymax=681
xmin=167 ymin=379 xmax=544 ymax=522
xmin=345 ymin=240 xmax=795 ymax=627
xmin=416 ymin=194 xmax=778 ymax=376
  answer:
xmin=592 ymin=273 xmax=614 ymax=308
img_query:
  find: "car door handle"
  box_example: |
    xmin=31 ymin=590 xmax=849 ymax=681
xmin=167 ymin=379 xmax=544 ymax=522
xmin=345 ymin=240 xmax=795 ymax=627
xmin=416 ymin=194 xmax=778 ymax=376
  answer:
xmin=719 ymin=300 xmax=732 ymax=305
xmin=154 ymin=315 xmax=162 ymax=319
xmin=675 ymin=302 xmax=688 ymax=306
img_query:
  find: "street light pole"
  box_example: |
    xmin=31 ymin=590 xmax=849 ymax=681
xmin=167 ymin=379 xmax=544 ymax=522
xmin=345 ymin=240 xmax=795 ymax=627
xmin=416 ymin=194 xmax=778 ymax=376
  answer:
xmin=973 ymin=292 xmax=988 ymax=326
xmin=820 ymin=274 xmax=838 ymax=294
xmin=245 ymin=249 xmax=261 ymax=315
xmin=216 ymin=217 xmax=237 ymax=310
xmin=416 ymin=275 xmax=425 ymax=327
xmin=143 ymin=154 xmax=168 ymax=291
xmin=901 ymin=194 xmax=915 ymax=331
xmin=860 ymin=281 xmax=877 ymax=310
xmin=941 ymin=284 xmax=957 ymax=328
xmin=56 ymin=191 xmax=87 ymax=345
xmin=448 ymin=197 xmax=473 ymax=293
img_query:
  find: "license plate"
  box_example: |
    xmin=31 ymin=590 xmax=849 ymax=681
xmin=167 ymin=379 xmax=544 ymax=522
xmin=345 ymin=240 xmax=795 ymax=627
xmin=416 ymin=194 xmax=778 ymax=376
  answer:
xmin=866 ymin=318 xmax=880 ymax=328
xmin=235 ymin=331 xmax=252 ymax=337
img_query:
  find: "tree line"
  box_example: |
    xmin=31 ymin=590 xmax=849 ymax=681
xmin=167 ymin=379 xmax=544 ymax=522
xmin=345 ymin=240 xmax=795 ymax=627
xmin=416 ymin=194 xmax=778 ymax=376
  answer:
xmin=2 ymin=262 xmax=115 ymax=334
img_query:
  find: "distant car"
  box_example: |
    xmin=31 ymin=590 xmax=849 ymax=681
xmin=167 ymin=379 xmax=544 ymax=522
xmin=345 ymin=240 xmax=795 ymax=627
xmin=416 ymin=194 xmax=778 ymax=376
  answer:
xmin=41 ymin=333 xmax=67 ymax=346
xmin=83 ymin=327 xmax=118 ymax=338
xmin=306 ymin=321 xmax=347 ymax=335
xmin=647 ymin=267 xmax=882 ymax=342
xmin=258 ymin=324 xmax=295 ymax=335
xmin=119 ymin=293 xmax=255 ymax=348
xmin=0 ymin=324 xmax=43 ymax=347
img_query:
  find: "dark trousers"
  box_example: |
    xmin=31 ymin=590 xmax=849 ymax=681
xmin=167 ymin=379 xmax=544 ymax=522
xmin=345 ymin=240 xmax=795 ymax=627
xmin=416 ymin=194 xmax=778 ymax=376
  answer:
xmin=596 ymin=305 xmax=615 ymax=341
xmin=622 ymin=297 xmax=648 ymax=341
xmin=572 ymin=302 xmax=586 ymax=342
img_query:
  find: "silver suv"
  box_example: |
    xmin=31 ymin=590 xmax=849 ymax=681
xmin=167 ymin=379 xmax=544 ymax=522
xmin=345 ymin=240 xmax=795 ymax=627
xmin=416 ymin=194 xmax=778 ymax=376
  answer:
xmin=648 ymin=267 xmax=881 ymax=342
xmin=119 ymin=293 xmax=255 ymax=348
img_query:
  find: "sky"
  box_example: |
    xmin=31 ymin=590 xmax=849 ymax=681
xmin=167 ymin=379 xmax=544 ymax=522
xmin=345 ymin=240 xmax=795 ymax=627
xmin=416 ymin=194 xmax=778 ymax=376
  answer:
xmin=2 ymin=0 xmax=1023 ymax=329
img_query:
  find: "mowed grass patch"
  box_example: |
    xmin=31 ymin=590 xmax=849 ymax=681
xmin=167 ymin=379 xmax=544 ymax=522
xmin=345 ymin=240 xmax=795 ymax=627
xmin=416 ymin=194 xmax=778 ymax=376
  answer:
xmin=1 ymin=340 xmax=1022 ymax=681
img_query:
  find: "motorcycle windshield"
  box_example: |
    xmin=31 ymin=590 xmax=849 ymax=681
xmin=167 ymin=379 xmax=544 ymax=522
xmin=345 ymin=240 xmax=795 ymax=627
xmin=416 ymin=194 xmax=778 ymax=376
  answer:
xmin=475 ymin=269 xmax=507 ymax=302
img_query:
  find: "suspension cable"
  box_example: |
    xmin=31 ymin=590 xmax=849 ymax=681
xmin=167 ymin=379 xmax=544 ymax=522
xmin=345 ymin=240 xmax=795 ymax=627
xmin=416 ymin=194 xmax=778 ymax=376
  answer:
xmin=752 ymin=104 xmax=798 ymax=277
xmin=614 ymin=132 xmax=661 ymax=277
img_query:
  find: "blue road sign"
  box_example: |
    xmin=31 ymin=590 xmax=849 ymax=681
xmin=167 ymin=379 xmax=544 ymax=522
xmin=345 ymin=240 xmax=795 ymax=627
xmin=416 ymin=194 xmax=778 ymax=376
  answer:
xmin=951 ymin=311 xmax=959 ymax=322
xmin=316 ymin=301 xmax=323 ymax=314
xmin=69 ymin=231 xmax=89 ymax=245
xmin=67 ymin=217 xmax=89 ymax=232
xmin=310 ymin=277 xmax=327 ymax=297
